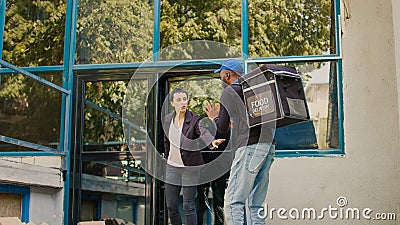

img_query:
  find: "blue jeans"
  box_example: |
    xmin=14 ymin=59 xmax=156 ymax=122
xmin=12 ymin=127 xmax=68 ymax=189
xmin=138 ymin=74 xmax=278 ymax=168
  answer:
xmin=165 ymin=165 xmax=199 ymax=225
xmin=224 ymin=143 xmax=275 ymax=225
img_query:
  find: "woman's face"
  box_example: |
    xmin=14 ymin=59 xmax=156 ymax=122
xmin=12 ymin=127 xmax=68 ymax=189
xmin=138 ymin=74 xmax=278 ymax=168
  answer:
xmin=171 ymin=92 xmax=188 ymax=114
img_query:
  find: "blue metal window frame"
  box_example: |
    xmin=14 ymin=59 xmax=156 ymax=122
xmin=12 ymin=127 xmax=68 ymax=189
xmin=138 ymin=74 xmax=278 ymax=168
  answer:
xmin=0 ymin=0 xmax=5 ymax=62
xmin=0 ymin=183 xmax=30 ymax=223
xmin=0 ymin=0 xmax=344 ymax=224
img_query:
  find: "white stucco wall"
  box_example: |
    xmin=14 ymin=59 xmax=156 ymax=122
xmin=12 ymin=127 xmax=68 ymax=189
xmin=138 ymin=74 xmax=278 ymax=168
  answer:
xmin=0 ymin=158 xmax=62 ymax=188
xmin=0 ymin=157 xmax=64 ymax=224
xmin=394 ymin=0 xmax=400 ymax=130
xmin=29 ymin=186 xmax=64 ymax=225
xmin=265 ymin=0 xmax=400 ymax=224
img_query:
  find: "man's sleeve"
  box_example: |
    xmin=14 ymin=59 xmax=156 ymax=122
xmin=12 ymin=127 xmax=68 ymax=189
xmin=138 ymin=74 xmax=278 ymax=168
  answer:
xmin=214 ymin=89 xmax=231 ymax=133
xmin=196 ymin=118 xmax=215 ymax=148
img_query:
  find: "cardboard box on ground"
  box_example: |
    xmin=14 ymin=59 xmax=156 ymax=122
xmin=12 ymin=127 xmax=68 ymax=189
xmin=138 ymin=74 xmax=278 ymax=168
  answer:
xmin=0 ymin=217 xmax=135 ymax=225
xmin=77 ymin=219 xmax=136 ymax=225
xmin=96 ymin=218 xmax=135 ymax=225
xmin=0 ymin=217 xmax=49 ymax=225
xmin=77 ymin=222 xmax=105 ymax=225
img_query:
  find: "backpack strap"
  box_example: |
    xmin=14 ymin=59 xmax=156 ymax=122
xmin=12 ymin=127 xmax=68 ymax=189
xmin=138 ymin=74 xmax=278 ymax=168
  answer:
xmin=237 ymin=76 xmax=245 ymax=84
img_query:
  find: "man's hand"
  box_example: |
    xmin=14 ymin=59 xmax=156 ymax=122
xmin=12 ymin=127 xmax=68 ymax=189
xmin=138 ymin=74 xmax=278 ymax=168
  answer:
xmin=204 ymin=100 xmax=220 ymax=120
xmin=211 ymin=139 xmax=226 ymax=149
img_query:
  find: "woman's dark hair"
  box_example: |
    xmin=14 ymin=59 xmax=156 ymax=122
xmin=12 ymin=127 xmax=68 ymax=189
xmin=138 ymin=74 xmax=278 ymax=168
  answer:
xmin=169 ymin=88 xmax=188 ymax=102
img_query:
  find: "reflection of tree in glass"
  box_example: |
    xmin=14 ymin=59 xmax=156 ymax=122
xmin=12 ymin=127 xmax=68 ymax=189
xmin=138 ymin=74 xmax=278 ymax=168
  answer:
xmin=159 ymin=40 xmax=241 ymax=61
xmin=161 ymin=0 xmax=332 ymax=90
xmin=1 ymin=0 xmax=335 ymax=149
xmin=84 ymin=80 xmax=148 ymax=144
xmin=169 ymin=78 xmax=223 ymax=118
xmin=123 ymin=80 xmax=148 ymax=144
xmin=3 ymin=0 xmax=66 ymax=66
xmin=85 ymin=81 xmax=126 ymax=143
xmin=161 ymin=0 xmax=331 ymax=57
xmin=76 ymin=0 xmax=153 ymax=64
xmin=0 ymin=74 xmax=62 ymax=146
xmin=248 ymin=0 xmax=331 ymax=57
xmin=1 ymin=1 xmax=66 ymax=146
xmin=188 ymin=96 xmax=219 ymax=119
xmin=161 ymin=0 xmax=241 ymax=50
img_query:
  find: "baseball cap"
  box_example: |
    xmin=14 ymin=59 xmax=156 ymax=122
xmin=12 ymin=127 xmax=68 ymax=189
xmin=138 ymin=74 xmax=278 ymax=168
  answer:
xmin=214 ymin=59 xmax=244 ymax=75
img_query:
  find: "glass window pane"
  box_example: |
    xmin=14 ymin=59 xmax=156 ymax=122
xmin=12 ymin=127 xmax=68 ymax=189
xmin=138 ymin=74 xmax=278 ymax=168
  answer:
xmin=84 ymin=80 xmax=128 ymax=144
xmin=136 ymin=198 xmax=145 ymax=225
xmin=0 ymin=72 xmax=63 ymax=151
xmin=117 ymin=201 xmax=134 ymax=223
xmin=76 ymin=0 xmax=154 ymax=64
xmin=82 ymin=159 xmax=145 ymax=183
xmin=81 ymin=199 xmax=98 ymax=221
xmin=248 ymin=0 xmax=334 ymax=57
xmin=247 ymin=61 xmax=338 ymax=150
xmin=3 ymin=0 xmax=66 ymax=66
xmin=160 ymin=0 xmax=241 ymax=60
xmin=83 ymin=79 xmax=147 ymax=183
xmin=296 ymin=61 xmax=338 ymax=149
xmin=84 ymin=80 xmax=147 ymax=146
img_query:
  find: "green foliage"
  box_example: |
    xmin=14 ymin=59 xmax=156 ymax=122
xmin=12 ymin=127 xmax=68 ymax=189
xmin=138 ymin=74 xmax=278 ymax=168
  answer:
xmin=1 ymin=0 xmax=333 ymax=148
xmin=169 ymin=77 xmax=223 ymax=118
xmin=160 ymin=0 xmax=241 ymax=46
xmin=160 ymin=0 xmax=332 ymax=82
xmin=1 ymin=0 xmax=65 ymax=147
xmin=1 ymin=0 xmax=153 ymax=146
xmin=0 ymin=73 xmax=62 ymax=146
xmin=188 ymin=96 xmax=218 ymax=118
xmin=84 ymin=81 xmax=128 ymax=142
xmin=76 ymin=0 xmax=153 ymax=143
xmin=3 ymin=0 xmax=66 ymax=66
xmin=76 ymin=0 xmax=153 ymax=63
xmin=84 ymin=80 xmax=148 ymax=143
xmin=160 ymin=0 xmax=331 ymax=58
xmin=160 ymin=0 xmax=242 ymax=57
xmin=248 ymin=0 xmax=331 ymax=57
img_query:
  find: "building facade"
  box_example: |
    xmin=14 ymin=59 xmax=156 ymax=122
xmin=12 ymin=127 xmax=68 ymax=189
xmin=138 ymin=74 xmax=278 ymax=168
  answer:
xmin=0 ymin=0 xmax=399 ymax=224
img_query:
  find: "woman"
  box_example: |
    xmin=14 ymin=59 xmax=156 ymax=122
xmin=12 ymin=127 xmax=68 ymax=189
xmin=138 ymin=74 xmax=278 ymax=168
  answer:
xmin=163 ymin=88 xmax=224 ymax=225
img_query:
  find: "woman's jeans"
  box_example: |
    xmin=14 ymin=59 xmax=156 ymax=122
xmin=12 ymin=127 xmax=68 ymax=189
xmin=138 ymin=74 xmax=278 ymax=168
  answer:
xmin=165 ymin=165 xmax=199 ymax=225
xmin=224 ymin=143 xmax=275 ymax=225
